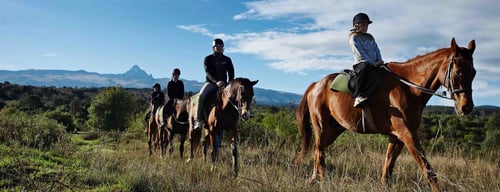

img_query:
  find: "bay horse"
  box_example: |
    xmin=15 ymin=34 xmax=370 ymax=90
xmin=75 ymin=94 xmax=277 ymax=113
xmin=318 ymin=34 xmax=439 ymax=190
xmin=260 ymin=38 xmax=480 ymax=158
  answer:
xmin=155 ymin=97 xmax=191 ymax=158
xmin=294 ymin=38 xmax=476 ymax=192
xmin=188 ymin=77 xmax=258 ymax=177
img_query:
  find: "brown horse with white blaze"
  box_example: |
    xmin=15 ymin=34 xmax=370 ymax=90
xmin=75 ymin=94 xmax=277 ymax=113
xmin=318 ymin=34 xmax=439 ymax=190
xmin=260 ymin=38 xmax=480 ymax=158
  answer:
xmin=294 ymin=38 xmax=476 ymax=192
xmin=165 ymin=97 xmax=191 ymax=158
xmin=188 ymin=77 xmax=258 ymax=177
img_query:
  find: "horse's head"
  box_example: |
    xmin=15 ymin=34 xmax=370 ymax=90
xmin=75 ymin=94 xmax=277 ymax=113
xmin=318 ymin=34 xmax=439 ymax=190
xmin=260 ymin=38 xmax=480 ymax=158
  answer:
xmin=444 ymin=38 xmax=476 ymax=115
xmin=225 ymin=78 xmax=259 ymax=120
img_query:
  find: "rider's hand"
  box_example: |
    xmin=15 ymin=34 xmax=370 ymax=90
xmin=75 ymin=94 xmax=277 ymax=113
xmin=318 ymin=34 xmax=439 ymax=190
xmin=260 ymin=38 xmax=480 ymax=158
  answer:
xmin=216 ymin=81 xmax=225 ymax=87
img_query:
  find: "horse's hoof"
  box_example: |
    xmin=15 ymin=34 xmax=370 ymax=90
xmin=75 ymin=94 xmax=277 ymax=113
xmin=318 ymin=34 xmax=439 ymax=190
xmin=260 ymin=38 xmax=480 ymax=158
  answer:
xmin=306 ymin=177 xmax=317 ymax=184
xmin=186 ymin=158 xmax=192 ymax=163
xmin=211 ymin=165 xmax=216 ymax=172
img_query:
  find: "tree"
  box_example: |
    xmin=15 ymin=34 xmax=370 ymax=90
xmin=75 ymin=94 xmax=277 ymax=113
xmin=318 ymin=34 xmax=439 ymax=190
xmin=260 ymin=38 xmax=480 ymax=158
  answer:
xmin=483 ymin=115 xmax=500 ymax=151
xmin=87 ymin=87 xmax=138 ymax=131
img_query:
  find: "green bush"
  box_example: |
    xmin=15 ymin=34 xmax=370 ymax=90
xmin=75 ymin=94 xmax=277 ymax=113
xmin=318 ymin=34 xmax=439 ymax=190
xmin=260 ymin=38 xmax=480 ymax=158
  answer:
xmin=0 ymin=109 xmax=65 ymax=149
xmin=87 ymin=87 xmax=139 ymax=131
xmin=45 ymin=110 xmax=77 ymax=132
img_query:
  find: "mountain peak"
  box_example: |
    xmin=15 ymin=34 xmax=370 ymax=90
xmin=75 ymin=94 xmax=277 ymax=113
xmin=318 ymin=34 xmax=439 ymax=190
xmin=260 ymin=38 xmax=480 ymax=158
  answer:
xmin=124 ymin=65 xmax=149 ymax=78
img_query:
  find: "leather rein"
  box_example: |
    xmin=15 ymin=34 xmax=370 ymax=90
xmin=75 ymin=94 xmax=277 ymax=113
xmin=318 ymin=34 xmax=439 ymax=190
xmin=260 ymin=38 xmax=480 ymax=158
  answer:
xmin=381 ymin=56 xmax=470 ymax=100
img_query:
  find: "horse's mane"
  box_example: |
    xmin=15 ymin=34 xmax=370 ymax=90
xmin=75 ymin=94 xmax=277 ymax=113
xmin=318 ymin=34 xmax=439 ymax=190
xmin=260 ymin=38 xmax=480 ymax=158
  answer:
xmin=392 ymin=48 xmax=450 ymax=66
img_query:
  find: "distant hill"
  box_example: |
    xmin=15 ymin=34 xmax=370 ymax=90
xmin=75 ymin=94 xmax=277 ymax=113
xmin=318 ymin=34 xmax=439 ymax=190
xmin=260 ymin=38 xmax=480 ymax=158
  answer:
xmin=0 ymin=65 xmax=301 ymax=106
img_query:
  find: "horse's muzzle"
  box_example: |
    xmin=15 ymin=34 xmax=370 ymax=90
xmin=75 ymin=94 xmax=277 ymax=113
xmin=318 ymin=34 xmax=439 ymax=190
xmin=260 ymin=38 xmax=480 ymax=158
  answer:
xmin=241 ymin=111 xmax=251 ymax=121
xmin=455 ymin=102 xmax=474 ymax=116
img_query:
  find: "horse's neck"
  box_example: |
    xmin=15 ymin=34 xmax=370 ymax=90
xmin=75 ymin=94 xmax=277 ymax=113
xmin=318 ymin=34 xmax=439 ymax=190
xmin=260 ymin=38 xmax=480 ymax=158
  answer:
xmin=389 ymin=50 xmax=450 ymax=92
xmin=219 ymin=83 xmax=241 ymax=112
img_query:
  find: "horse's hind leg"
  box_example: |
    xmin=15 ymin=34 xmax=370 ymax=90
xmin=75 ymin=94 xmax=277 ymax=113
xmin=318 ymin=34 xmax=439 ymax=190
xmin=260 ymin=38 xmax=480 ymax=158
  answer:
xmin=309 ymin=117 xmax=345 ymax=183
xmin=381 ymin=135 xmax=404 ymax=186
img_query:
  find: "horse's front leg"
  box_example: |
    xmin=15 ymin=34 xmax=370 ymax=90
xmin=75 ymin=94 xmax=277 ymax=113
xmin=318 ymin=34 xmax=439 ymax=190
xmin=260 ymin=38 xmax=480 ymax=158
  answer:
xmin=168 ymin=129 xmax=174 ymax=156
xmin=398 ymin=131 xmax=440 ymax=192
xmin=148 ymin=133 xmax=153 ymax=156
xmin=160 ymin=126 xmax=167 ymax=158
xmin=381 ymin=135 xmax=404 ymax=186
xmin=187 ymin=128 xmax=201 ymax=163
xmin=230 ymin=128 xmax=239 ymax=177
xmin=179 ymin=131 xmax=187 ymax=159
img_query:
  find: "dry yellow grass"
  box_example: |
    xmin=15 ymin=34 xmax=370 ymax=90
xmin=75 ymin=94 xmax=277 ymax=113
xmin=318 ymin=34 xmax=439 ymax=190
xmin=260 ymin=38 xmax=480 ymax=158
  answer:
xmin=70 ymin=132 xmax=498 ymax=192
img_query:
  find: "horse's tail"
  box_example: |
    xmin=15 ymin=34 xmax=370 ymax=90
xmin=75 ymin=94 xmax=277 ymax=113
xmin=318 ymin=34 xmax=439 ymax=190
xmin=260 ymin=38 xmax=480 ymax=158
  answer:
xmin=294 ymin=82 xmax=315 ymax=164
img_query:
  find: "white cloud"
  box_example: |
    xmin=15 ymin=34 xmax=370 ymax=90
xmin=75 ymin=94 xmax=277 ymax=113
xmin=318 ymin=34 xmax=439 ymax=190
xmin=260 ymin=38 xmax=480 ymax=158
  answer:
xmin=179 ymin=0 xmax=500 ymax=103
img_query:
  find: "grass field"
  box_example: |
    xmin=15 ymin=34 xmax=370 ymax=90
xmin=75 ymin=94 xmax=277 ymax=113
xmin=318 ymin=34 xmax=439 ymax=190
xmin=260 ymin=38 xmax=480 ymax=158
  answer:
xmin=1 ymin=130 xmax=498 ymax=191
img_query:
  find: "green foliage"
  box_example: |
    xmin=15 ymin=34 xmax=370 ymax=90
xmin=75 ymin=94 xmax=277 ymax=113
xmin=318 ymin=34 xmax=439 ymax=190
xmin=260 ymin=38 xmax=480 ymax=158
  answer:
xmin=0 ymin=144 xmax=86 ymax=191
xmin=45 ymin=110 xmax=77 ymax=133
xmin=482 ymin=115 xmax=500 ymax=151
xmin=87 ymin=87 xmax=140 ymax=131
xmin=0 ymin=109 xmax=65 ymax=149
xmin=19 ymin=95 xmax=44 ymax=112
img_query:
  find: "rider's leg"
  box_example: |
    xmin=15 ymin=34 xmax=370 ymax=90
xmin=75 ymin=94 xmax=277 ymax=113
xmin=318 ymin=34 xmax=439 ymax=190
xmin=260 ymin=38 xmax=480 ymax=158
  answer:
xmin=195 ymin=82 xmax=218 ymax=129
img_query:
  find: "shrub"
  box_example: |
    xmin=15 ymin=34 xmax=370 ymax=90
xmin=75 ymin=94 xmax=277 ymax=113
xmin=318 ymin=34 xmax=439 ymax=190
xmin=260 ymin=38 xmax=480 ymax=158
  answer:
xmin=87 ymin=87 xmax=139 ymax=131
xmin=0 ymin=110 xmax=65 ymax=149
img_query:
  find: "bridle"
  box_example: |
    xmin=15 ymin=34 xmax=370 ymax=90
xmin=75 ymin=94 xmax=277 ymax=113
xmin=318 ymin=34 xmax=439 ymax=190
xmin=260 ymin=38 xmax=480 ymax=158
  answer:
xmin=382 ymin=55 xmax=470 ymax=101
xmin=443 ymin=56 xmax=470 ymax=96
xmin=225 ymin=85 xmax=245 ymax=119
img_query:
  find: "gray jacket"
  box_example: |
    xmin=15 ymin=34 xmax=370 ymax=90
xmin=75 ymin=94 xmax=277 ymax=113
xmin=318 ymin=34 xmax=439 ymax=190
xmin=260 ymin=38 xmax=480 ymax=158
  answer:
xmin=349 ymin=33 xmax=383 ymax=65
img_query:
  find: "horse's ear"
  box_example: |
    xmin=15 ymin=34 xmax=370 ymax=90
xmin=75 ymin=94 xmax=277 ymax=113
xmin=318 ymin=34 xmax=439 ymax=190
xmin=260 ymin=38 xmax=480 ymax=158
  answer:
xmin=251 ymin=80 xmax=259 ymax=86
xmin=450 ymin=37 xmax=458 ymax=54
xmin=467 ymin=39 xmax=476 ymax=54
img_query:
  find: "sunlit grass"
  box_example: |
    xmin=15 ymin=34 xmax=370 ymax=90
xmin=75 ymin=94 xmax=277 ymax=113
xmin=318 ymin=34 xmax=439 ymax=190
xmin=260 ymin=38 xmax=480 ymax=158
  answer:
xmin=1 ymin=131 xmax=498 ymax=191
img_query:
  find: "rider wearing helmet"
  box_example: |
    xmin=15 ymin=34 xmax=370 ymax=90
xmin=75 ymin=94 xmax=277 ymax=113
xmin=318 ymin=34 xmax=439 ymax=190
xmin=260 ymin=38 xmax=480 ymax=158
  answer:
xmin=166 ymin=68 xmax=184 ymax=117
xmin=349 ymin=12 xmax=384 ymax=108
xmin=144 ymin=83 xmax=165 ymax=132
xmin=194 ymin=38 xmax=235 ymax=130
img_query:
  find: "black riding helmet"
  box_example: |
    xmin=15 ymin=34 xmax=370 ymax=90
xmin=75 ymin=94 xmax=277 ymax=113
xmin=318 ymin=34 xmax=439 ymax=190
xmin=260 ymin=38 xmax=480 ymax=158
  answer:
xmin=213 ymin=38 xmax=224 ymax=47
xmin=153 ymin=83 xmax=161 ymax=89
xmin=173 ymin=68 xmax=180 ymax=75
xmin=353 ymin=13 xmax=373 ymax=26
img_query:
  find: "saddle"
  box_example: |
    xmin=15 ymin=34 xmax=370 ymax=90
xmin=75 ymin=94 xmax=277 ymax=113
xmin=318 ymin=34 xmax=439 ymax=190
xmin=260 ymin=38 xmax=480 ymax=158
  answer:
xmin=329 ymin=70 xmax=357 ymax=93
xmin=329 ymin=67 xmax=382 ymax=97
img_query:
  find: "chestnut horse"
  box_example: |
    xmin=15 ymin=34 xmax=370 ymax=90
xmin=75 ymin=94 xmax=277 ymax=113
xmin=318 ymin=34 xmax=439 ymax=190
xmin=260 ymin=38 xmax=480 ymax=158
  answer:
xmin=294 ymin=38 xmax=476 ymax=191
xmin=155 ymin=97 xmax=191 ymax=158
xmin=188 ymin=78 xmax=258 ymax=177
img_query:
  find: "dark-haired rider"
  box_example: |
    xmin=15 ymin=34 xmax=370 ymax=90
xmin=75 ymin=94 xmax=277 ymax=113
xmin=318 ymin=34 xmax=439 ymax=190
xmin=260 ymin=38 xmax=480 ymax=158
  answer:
xmin=166 ymin=68 xmax=184 ymax=117
xmin=144 ymin=83 xmax=165 ymax=132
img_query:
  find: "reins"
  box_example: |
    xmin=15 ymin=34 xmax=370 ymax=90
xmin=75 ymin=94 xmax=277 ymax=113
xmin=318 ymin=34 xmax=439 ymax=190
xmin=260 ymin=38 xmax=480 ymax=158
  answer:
xmin=225 ymin=85 xmax=243 ymax=118
xmin=380 ymin=56 xmax=468 ymax=100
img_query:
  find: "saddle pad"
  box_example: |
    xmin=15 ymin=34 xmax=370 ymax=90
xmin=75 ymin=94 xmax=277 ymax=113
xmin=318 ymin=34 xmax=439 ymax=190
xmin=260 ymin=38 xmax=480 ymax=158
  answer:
xmin=330 ymin=73 xmax=351 ymax=93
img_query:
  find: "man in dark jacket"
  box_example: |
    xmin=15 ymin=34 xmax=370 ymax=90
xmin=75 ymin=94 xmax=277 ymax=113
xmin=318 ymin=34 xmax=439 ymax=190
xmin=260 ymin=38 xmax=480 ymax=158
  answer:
xmin=194 ymin=38 xmax=235 ymax=130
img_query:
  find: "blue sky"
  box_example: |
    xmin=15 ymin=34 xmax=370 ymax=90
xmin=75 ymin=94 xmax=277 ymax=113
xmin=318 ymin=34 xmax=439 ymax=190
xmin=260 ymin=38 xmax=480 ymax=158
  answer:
xmin=1 ymin=0 xmax=499 ymax=106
